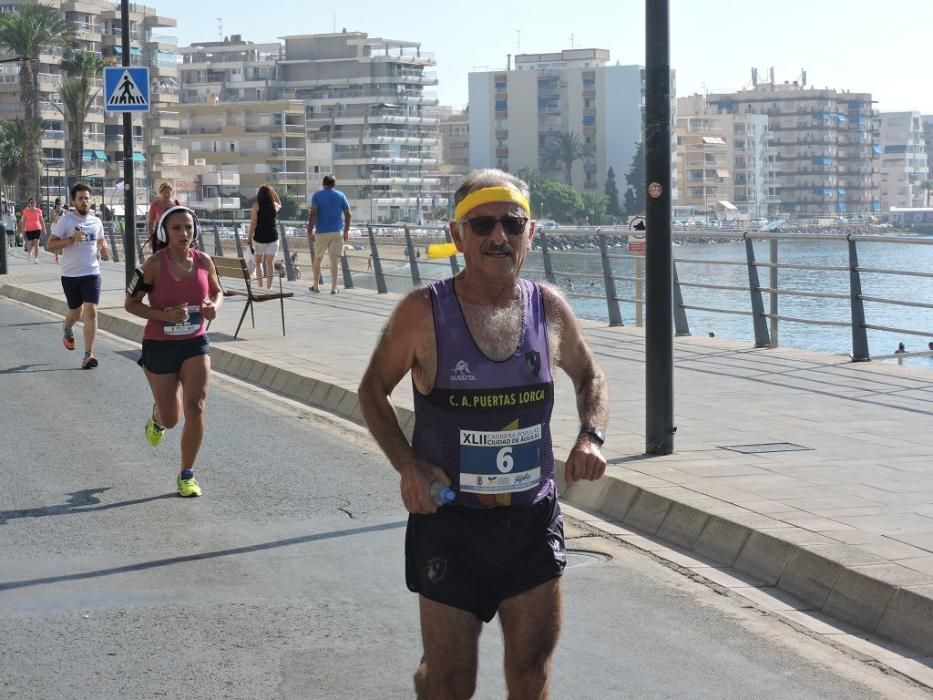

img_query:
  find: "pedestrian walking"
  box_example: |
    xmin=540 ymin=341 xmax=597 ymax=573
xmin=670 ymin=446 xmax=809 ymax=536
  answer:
xmin=307 ymin=174 xmax=351 ymax=294
xmin=49 ymin=197 xmax=64 ymax=264
xmin=358 ymin=168 xmax=609 ymax=698
xmin=146 ymin=182 xmax=180 ymax=241
xmin=46 ymin=183 xmax=110 ymax=369
xmin=3 ymin=203 xmax=15 ymax=248
xmin=247 ymin=184 xmax=281 ymax=289
xmin=124 ymin=205 xmax=223 ymax=498
xmin=21 ymin=198 xmax=45 ymax=264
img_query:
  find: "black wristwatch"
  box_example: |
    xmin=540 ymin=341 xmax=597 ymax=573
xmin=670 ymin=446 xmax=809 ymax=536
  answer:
xmin=578 ymin=426 xmax=606 ymax=446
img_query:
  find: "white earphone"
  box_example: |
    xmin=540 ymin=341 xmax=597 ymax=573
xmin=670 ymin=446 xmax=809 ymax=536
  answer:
xmin=156 ymin=205 xmax=200 ymax=243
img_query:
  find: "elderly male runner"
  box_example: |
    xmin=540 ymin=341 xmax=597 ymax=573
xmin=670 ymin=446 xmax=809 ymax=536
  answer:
xmin=359 ymin=169 xmax=608 ymax=698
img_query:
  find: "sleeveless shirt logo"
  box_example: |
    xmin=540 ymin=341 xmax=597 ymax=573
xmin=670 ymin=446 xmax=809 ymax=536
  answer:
xmin=524 ymin=350 xmax=541 ymax=377
xmin=449 ymin=359 xmax=477 ymax=382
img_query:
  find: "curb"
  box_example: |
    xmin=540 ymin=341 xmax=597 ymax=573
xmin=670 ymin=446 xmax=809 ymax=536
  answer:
xmin=2 ymin=281 xmax=932 ymax=658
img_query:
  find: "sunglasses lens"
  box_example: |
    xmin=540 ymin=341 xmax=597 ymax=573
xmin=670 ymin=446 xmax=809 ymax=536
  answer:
xmin=502 ymin=217 xmax=527 ymax=236
xmin=469 ymin=217 xmax=497 ymax=236
xmin=466 ymin=216 xmax=527 ymax=236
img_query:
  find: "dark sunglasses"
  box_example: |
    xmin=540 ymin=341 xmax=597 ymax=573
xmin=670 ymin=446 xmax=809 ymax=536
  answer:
xmin=463 ymin=215 xmax=529 ymax=237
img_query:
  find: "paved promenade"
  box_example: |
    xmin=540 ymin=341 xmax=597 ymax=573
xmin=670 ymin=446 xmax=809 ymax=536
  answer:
xmin=2 ymin=248 xmax=932 ymax=665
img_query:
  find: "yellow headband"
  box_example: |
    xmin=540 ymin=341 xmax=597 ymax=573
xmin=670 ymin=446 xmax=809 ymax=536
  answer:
xmin=454 ymin=186 xmax=531 ymax=221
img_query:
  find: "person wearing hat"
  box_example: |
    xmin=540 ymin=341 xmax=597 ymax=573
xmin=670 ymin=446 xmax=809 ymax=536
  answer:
xmin=46 ymin=183 xmax=110 ymax=369
xmin=358 ymin=168 xmax=609 ymax=698
xmin=125 ymin=205 xmax=224 ymax=498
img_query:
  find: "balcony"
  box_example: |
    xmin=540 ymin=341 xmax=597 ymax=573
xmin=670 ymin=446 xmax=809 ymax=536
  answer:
xmin=150 ymin=87 xmax=179 ymax=104
xmin=188 ymin=196 xmax=240 ymax=211
xmin=269 ymin=147 xmax=305 ymax=157
xmin=199 ymin=172 xmax=240 ymax=187
xmin=271 ymin=171 xmax=306 ymax=184
xmin=70 ymin=22 xmax=101 ymax=40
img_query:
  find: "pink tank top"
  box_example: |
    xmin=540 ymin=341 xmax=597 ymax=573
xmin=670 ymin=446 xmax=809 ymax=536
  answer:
xmin=143 ymin=248 xmax=210 ymax=341
xmin=22 ymin=208 xmax=43 ymax=231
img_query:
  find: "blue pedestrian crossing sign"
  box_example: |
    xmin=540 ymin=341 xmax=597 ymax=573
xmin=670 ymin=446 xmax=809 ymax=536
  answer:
xmin=104 ymin=67 xmax=150 ymax=113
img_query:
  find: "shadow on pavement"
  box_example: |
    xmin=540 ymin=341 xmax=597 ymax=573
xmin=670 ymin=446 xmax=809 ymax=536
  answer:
xmin=0 ymin=519 xmax=406 ymax=592
xmin=0 ymin=363 xmax=72 ymax=374
xmin=0 ymin=488 xmax=176 ymax=525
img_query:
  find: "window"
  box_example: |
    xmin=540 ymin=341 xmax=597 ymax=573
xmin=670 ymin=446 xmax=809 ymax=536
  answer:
xmin=583 ymin=115 xmax=596 ymax=126
xmin=495 ymin=100 xmax=507 ymax=111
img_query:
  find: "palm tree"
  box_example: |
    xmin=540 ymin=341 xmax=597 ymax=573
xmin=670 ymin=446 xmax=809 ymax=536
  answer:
xmin=543 ymin=131 xmax=592 ymax=186
xmin=0 ymin=118 xmax=43 ymax=202
xmin=57 ymin=50 xmax=104 ymax=184
xmin=0 ymin=121 xmax=20 ymax=203
xmin=0 ymin=4 xmax=73 ymax=201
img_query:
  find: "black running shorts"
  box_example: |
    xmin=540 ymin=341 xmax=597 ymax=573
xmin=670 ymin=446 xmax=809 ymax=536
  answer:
xmin=61 ymin=274 xmax=101 ymax=309
xmin=138 ymin=336 xmax=211 ymax=375
xmin=405 ymin=489 xmax=566 ymax=622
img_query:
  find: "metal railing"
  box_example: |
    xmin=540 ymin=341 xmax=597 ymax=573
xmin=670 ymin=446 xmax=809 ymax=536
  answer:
xmin=76 ymin=220 xmax=933 ymax=363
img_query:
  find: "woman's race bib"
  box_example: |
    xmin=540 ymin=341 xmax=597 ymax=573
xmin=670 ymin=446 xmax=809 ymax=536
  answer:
xmin=163 ymin=305 xmax=202 ymax=336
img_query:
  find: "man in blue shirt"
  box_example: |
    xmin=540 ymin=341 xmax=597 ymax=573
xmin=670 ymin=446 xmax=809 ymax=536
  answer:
xmin=307 ymin=174 xmax=351 ymax=294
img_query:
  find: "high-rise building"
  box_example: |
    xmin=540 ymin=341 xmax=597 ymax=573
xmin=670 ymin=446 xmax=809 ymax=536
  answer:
xmin=178 ymin=31 xmax=442 ymax=223
xmin=923 ymin=116 xmax=933 ymax=208
xmin=177 ymin=35 xmax=280 ymax=104
xmin=282 ymin=32 xmax=441 ymax=223
xmin=707 ymin=79 xmax=879 ymax=217
xmin=878 ymin=112 xmax=929 ymax=211
xmin=436 ymin=107 xmax=469 ymax=174
xmin=677 ymin=95 xmax=776 ymax=219
xmin=0 ymin=1 xmax=179 ymax=208
xmin=468 ymin=49 xmax=674 ymax=199
xmin=177 ymin=96 xmax=309 ymax=206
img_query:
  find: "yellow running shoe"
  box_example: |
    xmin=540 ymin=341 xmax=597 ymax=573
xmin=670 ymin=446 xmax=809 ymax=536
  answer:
xmin=177 ymin=472 xmax=202 ymax=498
xmin=145 ymin=405 xmax=166 ymax=447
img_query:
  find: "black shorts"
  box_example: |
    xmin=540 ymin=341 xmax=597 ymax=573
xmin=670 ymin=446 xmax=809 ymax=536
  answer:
xmin=138 ymin=336 xmax=211 ymax=375
xmin=25 ymin=230 xmax=41 ymax=242
xmin=61 ymin=275 xmax=101 ymax=309
xmin=405 ymin=489 xmax=565 ymax=622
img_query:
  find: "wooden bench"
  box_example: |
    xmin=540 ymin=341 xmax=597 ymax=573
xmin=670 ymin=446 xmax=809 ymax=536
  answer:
xmin=211 ymin=255 xmax=294 ymax=338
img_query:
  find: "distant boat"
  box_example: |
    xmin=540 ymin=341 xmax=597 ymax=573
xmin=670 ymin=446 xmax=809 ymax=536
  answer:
xmin=760 ymin=218 xmax=785 ymax=232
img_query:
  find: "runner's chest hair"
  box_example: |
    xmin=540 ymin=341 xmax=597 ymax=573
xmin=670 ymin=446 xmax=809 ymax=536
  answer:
xmin=460 ymin=299 xmax=524 ymax=361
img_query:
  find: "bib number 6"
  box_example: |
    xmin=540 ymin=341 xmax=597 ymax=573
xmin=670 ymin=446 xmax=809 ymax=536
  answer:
xmin=496 ymin=446 xmax=514 ymax=473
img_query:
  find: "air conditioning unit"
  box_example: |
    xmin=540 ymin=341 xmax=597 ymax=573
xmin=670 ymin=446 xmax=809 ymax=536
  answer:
xmin=194 ymin=158 xmax=206 ymax=166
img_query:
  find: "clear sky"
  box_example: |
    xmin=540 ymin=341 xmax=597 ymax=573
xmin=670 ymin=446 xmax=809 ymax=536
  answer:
xmin=154 ymin=0 xmax=933 ymax=114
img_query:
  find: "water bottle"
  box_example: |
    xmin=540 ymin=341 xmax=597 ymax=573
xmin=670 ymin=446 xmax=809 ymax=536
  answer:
xmin=429 ymin=479 xmax=456 ymax=507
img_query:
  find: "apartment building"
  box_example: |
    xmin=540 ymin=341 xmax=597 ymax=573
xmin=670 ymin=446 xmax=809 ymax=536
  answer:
xmin=436 ymin=107 xmax=469 ymax=174
xmin=281 ymin=32 xmax=441 ymax=223
xmin=877 ymin=111 xmax=929 ymax=211
xmin=677 ymin=95 xmax=775 ymax=219
xmin=178 ymin=35 xmax=280 ymax=104
xmin=0 ymin=0 xmax=178 ymax=208
xmin=177 ymin=96 xmax=309 ymax=206
xmin=706 ymin=80 xmax=879 ymax=217
xmin=468 ymin=49 xmax=672 ymax=198
xmin=179 ymin=31 xmax=442 ymax=223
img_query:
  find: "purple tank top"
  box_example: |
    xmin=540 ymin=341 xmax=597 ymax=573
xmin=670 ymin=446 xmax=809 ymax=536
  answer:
xmin=412 ymin=277 xmax=555 ymax=509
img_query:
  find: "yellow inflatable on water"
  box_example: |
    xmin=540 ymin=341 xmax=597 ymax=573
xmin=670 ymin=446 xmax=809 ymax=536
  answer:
xmin=426 ymin=242 xmax=458 ymax=259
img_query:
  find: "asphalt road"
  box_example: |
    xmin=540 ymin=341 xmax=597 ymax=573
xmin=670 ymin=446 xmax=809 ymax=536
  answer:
xmin=0 ymin=297 xmax=926 ymax=699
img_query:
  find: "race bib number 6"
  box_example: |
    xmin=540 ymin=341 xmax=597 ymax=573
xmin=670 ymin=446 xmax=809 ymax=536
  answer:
xmin=459 ymin=424 xmax=542 ymax=494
